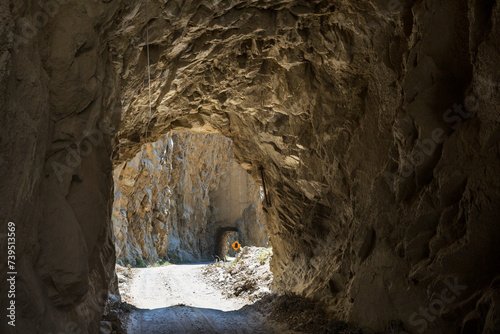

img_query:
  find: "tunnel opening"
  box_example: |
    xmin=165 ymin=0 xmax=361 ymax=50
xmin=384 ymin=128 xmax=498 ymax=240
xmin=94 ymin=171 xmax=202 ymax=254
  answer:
xmin=214 ymin=226 xmax=239 ymax=260
xmin=110 ymin=130 xmax=276 ymax=332
xmin=112 ymin=130 xmax=270 ymax=266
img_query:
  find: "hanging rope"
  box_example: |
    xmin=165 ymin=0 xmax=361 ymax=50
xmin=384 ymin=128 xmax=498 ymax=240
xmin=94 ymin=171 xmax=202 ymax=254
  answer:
xmin=145 ymin=0 xmax=152 ymax=143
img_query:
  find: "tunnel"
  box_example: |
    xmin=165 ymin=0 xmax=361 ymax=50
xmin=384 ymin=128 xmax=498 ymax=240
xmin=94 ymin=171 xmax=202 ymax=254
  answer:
xmin=214 ymin=226 xmax=240 ymax=260
xmin=112 ymin=131 xmax=268 ymax=265
xmin=1 ymin=1 xmax=500 ymax=333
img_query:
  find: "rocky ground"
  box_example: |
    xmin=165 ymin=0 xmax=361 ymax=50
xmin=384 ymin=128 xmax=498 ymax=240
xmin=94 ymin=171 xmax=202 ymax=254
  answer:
xmin=112 ymin=257 xmax=291 ymax=334
xmin=108 ymin=247 xmax=365 ymax=334
xmin=202 ymin=246 xmax=274 ymax=302
xmin=98 ymin=265 xmax=136 ymax=334
xmin=115 ymin=265 xmax=136 ymax=305
xmin=202 ymin=247 xmax=363 ymax=334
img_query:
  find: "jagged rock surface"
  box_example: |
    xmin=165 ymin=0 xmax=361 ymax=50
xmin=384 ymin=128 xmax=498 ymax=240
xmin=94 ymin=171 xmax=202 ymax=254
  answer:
xmin=1 ymin=1 xmax=499 ymax=333
xmin=112 ymin=132 xmax=268 ymax=264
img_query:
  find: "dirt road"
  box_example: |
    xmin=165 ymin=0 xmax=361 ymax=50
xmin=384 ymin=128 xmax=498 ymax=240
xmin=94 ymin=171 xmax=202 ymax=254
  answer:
xmin=123 ymin=263 xmax=286 ymax=334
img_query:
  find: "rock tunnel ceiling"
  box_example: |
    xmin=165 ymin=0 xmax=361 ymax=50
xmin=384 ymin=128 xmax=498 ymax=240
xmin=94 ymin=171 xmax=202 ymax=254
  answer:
xmin=0 ymin=0 xmax=499 ymax=333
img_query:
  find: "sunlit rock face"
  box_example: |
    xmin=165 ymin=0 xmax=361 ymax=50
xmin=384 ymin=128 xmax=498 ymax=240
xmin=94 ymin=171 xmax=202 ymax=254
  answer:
xmin=1 ymin=0 xmax=499 ymax=333
xmin=112 ymin=132 xmax=267 ymax=264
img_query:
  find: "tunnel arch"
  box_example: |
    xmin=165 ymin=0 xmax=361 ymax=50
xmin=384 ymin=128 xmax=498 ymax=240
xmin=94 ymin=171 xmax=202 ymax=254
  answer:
xmin=112 ymin=131 xmax=268 ymax=264
xmin=76 ymin=1 xmax=500 ymax=331
xmin=2 ymin=1 xmax=499 ymax=333
xmin=214 ymin=226 xmax=240 ymax=260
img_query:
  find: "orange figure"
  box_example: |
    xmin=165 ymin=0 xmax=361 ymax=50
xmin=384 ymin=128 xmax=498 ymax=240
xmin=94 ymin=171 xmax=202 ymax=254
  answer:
xmin=231 ymin=241 xmax=241 ymax=250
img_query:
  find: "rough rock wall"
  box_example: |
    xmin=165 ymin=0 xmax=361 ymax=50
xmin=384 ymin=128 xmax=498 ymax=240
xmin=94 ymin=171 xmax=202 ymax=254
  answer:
xmin=1 ymin=0 xmax=499 ymax=333
xmin=112 ymin=132 xmax=267 ymax=264
xmin=0 ymin=1 xmax=122 ymax=333
xmin=109 ymin=1 xmax=500 ymax=332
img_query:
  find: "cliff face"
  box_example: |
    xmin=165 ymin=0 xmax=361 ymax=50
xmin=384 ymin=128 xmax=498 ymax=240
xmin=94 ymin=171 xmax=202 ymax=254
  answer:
xmin=112 ymin=132 xmax=267 ymax=264
xmin=1 ymin=0 xmax=499 ymax=333
xmin=0 ymin=2 xmax=119 ymax=333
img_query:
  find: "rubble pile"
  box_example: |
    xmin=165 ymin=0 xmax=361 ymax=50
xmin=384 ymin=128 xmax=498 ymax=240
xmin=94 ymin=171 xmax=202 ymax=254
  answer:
xmin=202 ymin=247 xmax=273 ymax=301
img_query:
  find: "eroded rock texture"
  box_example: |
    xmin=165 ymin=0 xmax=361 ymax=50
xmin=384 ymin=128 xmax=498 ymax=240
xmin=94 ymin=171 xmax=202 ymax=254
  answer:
xmin=0 ymin=1 xmax=119 ymax=333
xmin=112 ymin=132 xmax=267 ymax=264
xmin=1 ymin=0 xmax=499 ymax=333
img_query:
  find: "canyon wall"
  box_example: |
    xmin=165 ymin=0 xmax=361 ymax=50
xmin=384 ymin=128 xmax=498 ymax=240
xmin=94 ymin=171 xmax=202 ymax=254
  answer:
xmin=0 ymin=0 xmax=499 ymax=333
xmin=0 ymin=1 xmax=121 ymax=333
xmin=112 ymin=132 xmax=267 ymax=265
